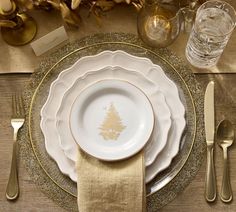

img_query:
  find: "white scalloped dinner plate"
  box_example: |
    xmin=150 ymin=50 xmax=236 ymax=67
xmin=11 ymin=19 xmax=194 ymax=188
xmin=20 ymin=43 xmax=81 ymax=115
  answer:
xmin=40 ymin=50 xmax=186 ymax=184
xmin=57 ymin=67 xmax=171 ymax=167
xmin=70 ymin=79 xmax=154 ymax=161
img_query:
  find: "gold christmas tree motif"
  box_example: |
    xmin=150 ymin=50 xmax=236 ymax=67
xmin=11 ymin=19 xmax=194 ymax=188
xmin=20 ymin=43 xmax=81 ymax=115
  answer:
xmin=99 ymin=103 xmax=126 ymax=140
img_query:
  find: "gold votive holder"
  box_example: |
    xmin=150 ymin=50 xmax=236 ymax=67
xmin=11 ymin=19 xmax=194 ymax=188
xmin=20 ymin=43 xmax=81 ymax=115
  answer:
xmin=0 ymin=1 xmax=37 ymax=46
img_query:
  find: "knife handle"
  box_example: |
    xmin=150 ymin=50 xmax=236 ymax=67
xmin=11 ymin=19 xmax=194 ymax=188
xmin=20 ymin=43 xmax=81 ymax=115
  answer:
xmin=205 ymin=144 xmax=216 ymax=202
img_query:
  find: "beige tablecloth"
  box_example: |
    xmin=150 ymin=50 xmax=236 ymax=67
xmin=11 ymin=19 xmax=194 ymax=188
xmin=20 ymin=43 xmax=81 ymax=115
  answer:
xmin=1 ymin=3 xmax=236 ymax=74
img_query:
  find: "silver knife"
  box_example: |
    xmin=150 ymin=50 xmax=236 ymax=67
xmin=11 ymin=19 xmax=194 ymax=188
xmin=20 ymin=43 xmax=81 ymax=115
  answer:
xmin=204 ymin=81 xmax=216 ymax=202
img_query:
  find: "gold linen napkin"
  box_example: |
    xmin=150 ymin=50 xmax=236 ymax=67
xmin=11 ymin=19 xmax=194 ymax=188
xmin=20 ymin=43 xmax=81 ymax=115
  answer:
xmin=77 ymin=148 xmax=146 ymax=212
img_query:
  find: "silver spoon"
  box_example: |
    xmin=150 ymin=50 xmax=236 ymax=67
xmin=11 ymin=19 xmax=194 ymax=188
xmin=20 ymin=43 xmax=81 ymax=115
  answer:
xmin=216 ymin=119 xmax=234 ymax=202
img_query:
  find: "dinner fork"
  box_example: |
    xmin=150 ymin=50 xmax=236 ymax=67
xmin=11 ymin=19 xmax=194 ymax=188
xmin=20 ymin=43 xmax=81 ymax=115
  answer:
xmin=6 ymin=94 xmax=25 ymax=200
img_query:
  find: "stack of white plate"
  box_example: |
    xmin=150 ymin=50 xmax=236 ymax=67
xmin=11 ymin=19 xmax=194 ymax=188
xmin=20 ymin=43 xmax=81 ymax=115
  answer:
xmin=40 ymin=50 xmax=186 ymax=183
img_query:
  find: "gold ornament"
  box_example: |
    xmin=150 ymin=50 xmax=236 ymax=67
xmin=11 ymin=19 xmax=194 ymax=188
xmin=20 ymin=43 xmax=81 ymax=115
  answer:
xmin=59 ymin=2 xmax=81 ymax=27
xmin=47 ymin=0 xmax=81 ymax=27
xmin=12 ymin=0 xmax=145 ymax=27
xmin=71 ymin=0 xmax=81 ymax=10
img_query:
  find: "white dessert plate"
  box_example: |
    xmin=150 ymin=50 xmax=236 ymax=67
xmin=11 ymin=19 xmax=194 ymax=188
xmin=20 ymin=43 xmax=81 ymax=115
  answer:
xmin=70 ymin=79 xmax=154 ymax=161
xmin=40 ymin=50 xmax=185 ymax=183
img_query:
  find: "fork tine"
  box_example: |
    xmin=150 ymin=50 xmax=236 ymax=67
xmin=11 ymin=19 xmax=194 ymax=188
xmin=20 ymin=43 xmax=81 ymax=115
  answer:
xmin=12 ymin=94 xmax=17 ymax=116
xmin=18 ymin=94 xmax=25 ymax=116
xmin=16 ymin=94 xmax=20 ymax=116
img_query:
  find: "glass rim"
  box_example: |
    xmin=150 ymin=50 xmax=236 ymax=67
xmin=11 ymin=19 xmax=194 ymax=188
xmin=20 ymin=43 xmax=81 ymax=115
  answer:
xmin=145 ymin=1 xmax=182 ymax=21
xmin=195 ymin=0 xmax=236 ymax=37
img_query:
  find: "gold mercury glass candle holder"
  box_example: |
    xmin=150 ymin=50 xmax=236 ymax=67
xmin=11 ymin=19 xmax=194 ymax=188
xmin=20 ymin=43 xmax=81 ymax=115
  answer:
xmin=0 ymin=1 xmax=37 ymax=46
xmin=137 ymin=0 xmax=182 ymax=48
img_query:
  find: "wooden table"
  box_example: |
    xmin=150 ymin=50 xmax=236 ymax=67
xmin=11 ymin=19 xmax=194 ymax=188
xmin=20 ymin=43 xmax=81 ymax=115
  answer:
xmin=0 ymin=2 xmax=236 ymax=211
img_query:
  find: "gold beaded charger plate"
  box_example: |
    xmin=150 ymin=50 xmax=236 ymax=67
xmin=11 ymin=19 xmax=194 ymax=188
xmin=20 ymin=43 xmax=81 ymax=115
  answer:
xmin=19 ymin=33 xmax=205 ymax=211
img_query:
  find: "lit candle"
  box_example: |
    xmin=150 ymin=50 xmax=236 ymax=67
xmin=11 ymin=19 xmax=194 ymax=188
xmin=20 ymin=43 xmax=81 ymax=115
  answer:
xmin=0 ymin=0 xmax=12 ymax=12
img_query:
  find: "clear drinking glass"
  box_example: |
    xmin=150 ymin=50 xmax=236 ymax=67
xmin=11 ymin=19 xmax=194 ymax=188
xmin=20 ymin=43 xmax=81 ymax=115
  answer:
xmin=185 ymin=0 xmax=236 ymax=68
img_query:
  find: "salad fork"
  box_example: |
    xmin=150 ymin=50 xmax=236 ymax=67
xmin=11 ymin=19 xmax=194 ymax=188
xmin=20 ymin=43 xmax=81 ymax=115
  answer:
xmin=6 ymin=94 xmax=25 ymax=200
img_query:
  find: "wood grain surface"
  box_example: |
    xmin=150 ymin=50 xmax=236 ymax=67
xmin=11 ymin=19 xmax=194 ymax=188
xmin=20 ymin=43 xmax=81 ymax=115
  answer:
xmin=0 ymin=73 xmax=235 ymax=211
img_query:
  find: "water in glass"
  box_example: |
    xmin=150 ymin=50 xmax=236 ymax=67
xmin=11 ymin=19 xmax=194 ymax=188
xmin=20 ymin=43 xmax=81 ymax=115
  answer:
xmin=186 ymin=5 xmax=235 ymax=68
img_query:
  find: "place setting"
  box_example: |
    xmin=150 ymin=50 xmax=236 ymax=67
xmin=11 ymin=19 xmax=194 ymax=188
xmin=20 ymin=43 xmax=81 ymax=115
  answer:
xmin=1 ymin=0 xmax=236 ymax=211
xmin=16 ymin=33 xmax=205 ymax=211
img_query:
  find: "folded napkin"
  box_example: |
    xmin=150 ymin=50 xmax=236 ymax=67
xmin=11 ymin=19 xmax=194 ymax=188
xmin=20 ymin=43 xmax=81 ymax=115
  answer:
xmin=77 ymin=148 xmax=146 ymax=212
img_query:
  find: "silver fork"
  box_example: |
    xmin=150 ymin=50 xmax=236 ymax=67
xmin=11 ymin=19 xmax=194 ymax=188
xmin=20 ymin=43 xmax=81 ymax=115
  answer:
xmin=6 ymin=94 xmax=25 ymax=200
